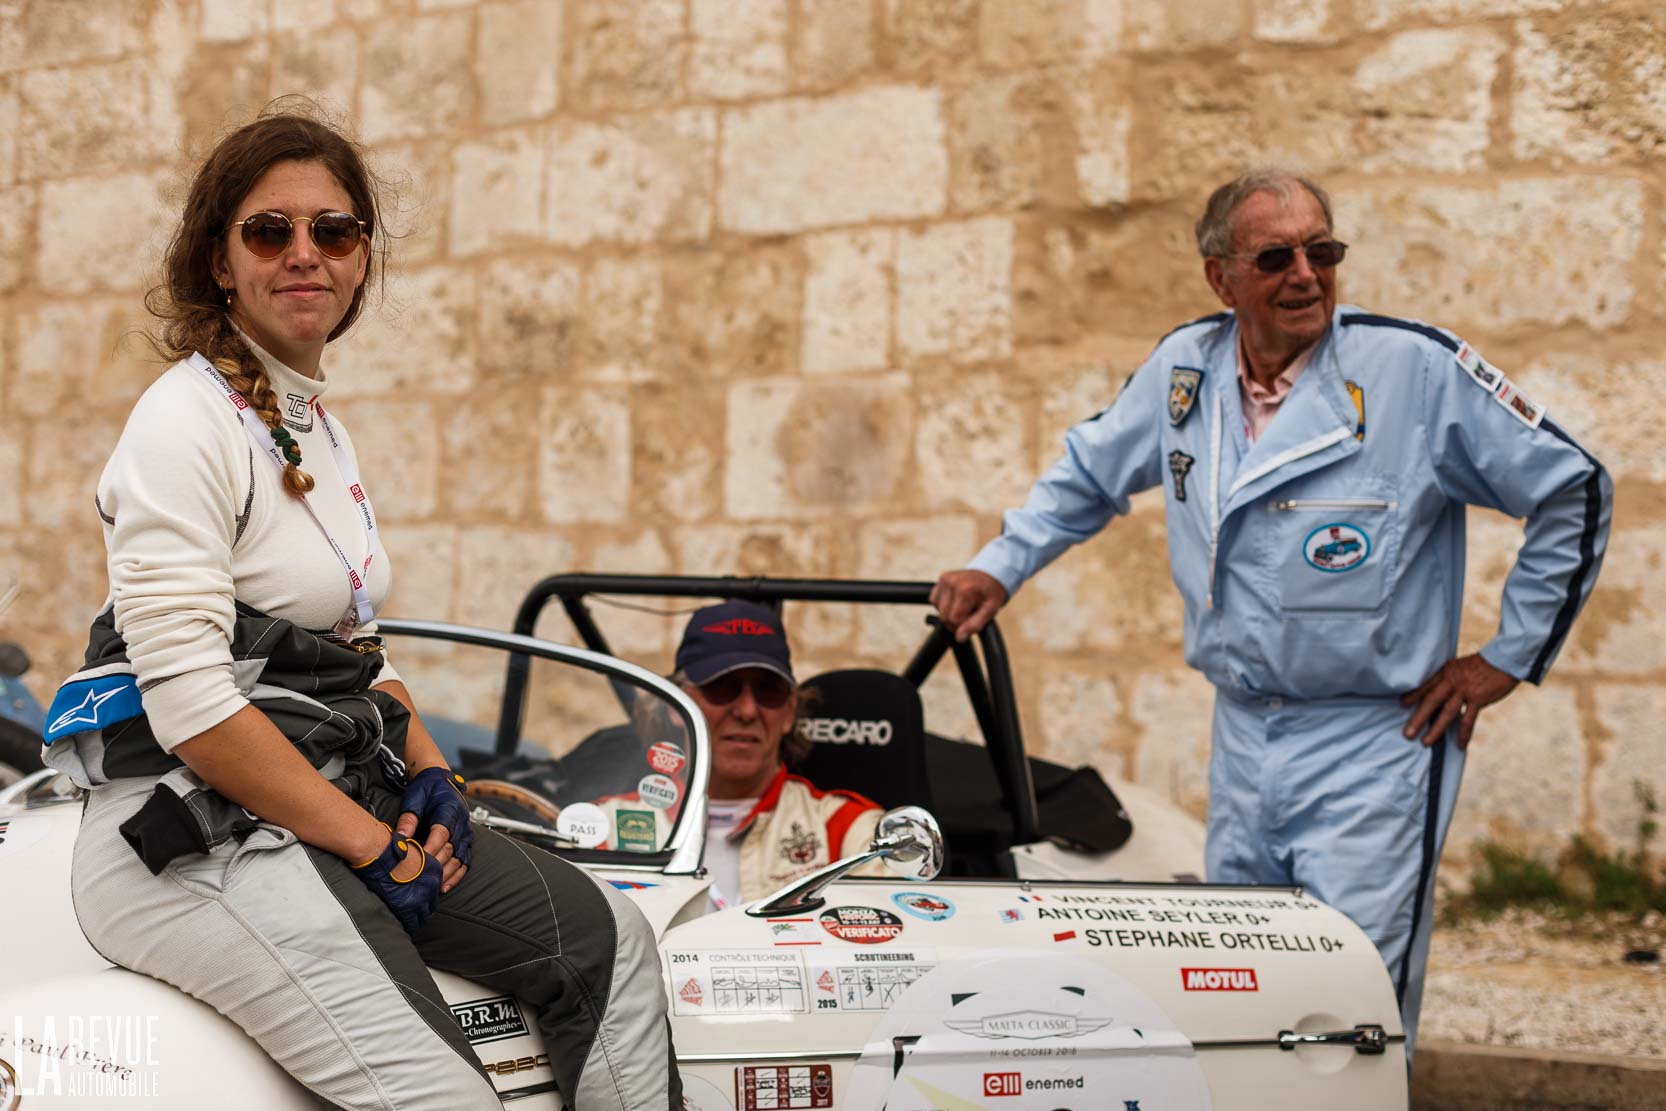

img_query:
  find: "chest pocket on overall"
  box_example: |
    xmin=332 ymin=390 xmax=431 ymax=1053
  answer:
xmin=1269 ymin=493 xmax=1399 ymax=614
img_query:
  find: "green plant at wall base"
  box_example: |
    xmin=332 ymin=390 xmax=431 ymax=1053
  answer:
xmin=1445 ymin=780 xmax=1664 ymax=920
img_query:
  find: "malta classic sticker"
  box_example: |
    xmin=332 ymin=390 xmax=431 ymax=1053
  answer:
xmin=892 ymin=891 xmax=955 ymax=922
xmin=556 ymin=802 xmax=608 ymax=848
xmin=1303 ymin=522 xmax=1371 ymax=573
xmin=844 ymin=954 xmax=1212 ymax=1110
xmin=637 ymin=773 xmax=679 ymax=809
xmin=646 ymin=741 xmax=686 ymax=776
xmin=820 ymin=906 xmax=905 ymax=944
xmin=1168 ymin=366 xmax=1205 ymax=427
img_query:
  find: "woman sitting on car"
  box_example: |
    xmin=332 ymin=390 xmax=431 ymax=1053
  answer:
xmin=673 ymin=601 xmax=885 ymax=910
xmin=42 ymin=103 xmax=678 ymax=1110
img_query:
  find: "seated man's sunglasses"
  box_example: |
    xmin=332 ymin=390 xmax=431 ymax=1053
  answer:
xmin=1226 ymin=239 xmax=1348 ymax=274
xmin=224 ymin=210 xmax=368 ymax=260
xmin=698 ymin=671 xmax=795 ymax=709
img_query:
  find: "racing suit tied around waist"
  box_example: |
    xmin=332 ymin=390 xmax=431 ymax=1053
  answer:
xmin=42 ymin=603 xmax=408 ymax=874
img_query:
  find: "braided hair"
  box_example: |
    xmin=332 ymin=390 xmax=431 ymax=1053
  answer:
xmin=145 ymin=99 xmax=384 ymax=496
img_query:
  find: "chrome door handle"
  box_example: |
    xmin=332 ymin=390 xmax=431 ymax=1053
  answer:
xmin=1278 ymin=1025 xmax=1387 ymax=1055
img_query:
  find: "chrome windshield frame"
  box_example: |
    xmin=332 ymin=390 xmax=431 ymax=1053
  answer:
xmin=374 ymin=618 xmax=710 ymax=876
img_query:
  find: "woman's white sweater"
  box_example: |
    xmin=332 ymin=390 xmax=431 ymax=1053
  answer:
xmin=97 ymin=340 xmax=398 ymax=750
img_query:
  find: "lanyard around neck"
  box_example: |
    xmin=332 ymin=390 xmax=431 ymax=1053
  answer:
xmin=190 ymin=354 xmax=379 ymax=637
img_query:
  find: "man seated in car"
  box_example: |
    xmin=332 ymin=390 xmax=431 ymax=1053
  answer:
xmin=674 ymin=600 xmax=884 ymax=910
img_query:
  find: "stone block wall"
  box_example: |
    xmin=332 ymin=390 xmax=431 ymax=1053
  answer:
xmin=3 ymin=0 xmax=1663 ymax=869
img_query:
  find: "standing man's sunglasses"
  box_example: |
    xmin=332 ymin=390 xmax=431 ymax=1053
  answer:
xmin=223 ymin=210 xmax=367 ymax=260
xmin=1223 ymin=239 xmax=1348 ymax=274
xmin=698 ymin=671 xmax=795 ymax=709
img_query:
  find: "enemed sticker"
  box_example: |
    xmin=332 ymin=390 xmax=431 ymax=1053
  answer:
xmin=1494 ymin=379 xmax=1546 ymax=429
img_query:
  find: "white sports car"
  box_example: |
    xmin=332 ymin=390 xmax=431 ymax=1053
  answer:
xmin=0 ymin=574 xmax=1407 ymax=1109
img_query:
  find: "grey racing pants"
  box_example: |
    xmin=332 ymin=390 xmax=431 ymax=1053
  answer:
xmin=73 ymin=777 xmax=681 ymax=1110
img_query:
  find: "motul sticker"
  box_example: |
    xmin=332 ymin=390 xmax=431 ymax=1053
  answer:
xmin=1181 ymin=967 xmax=1259 ymax=991
xmin=738 ymin=1063 xmax=832 ymax=1109
xmin=819 ymin=905 xmax=904 ymax=944
xmin=646 ymin=741 xmax=686 ymax=776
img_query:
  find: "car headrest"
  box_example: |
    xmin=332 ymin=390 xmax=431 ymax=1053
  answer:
xmin=793 ymin=669 xmax=930 ymax=811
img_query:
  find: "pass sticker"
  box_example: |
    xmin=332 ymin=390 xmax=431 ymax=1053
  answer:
xmin=556 ymin=802 xmax=608 ymax=848
xmin=637 ymin=773 xmax=679 ymax=809
xmin=820 ymin=906 xmax=904 ymax=944
xmin=646 ymin=741 xmax=686 ymax=776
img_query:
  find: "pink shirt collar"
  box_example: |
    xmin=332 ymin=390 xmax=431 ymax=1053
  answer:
xmin=1237 ymin=338 xmax=1318 ymax=445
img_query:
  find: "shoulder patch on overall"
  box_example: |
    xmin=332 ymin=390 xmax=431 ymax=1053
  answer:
xmin=1167 ymin=450 xmax=1195 ymax=501
xmin=1168 ymin=367 xmax=1205 ymax=427
xmin=1345 ymin=379 xmax=1365 ymax=442
xmin=1495 ymin=379 xmax=1546 ymax=429
xmin=1454 ymin=341 xmax=1505 ymax=394
xmin=44 ymin=673 xmax=143 ymax=744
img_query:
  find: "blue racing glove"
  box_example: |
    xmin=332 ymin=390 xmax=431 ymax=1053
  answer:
xmin=399 ymin=767 xmax=473 ymax=868
xmin=351 ymin=832 xmax=443 ymax=934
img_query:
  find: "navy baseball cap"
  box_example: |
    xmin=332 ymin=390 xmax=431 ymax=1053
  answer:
xmin=675 ymin=600 xmax=794 ymax=686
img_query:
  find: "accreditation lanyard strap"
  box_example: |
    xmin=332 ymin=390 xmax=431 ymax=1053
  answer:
xmin=190 ymin=354 xmax=379 ymax=637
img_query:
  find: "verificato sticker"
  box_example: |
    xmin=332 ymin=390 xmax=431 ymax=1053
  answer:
xmin=820 ymin=906 xmax=905 ymax=944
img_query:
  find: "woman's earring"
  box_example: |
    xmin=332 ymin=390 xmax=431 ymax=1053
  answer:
xmin=221 ymin=285 xmax=234 ymax=307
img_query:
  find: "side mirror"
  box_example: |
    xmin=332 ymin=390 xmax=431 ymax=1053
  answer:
xmin=875 ymin=805 xmax=944 ymax=882
xmin=747 ymin=805 xmax=946 ymax=918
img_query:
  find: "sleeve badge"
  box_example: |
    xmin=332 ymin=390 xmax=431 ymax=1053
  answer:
xmin=1168 ymin=367 xmax=1205 ymax=427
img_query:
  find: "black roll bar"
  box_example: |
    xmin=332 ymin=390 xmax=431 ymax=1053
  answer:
xmin=495 ymin=573 xmax=1042 ymax=845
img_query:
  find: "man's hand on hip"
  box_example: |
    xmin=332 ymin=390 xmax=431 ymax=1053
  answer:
xmin=1400 ymin=654 xmax=1519 ymax=749
xmin=929 ymin=569 xmax=1009 ymax=643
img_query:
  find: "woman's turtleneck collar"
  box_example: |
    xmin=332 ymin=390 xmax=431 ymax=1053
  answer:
xmin=235 ymin=327 xmax=331 ymax=402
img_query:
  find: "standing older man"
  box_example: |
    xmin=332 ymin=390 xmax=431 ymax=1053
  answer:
xmin=931 ymin=169 xmax=1611 ymax=1054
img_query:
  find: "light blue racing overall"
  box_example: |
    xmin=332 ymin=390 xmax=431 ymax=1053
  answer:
xmin=970 ymin=305 xmax=1612 ymax=1054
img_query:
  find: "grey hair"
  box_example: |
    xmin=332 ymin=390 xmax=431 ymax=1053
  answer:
xmin=1195 ymin=169 xmax=1334 ymax=258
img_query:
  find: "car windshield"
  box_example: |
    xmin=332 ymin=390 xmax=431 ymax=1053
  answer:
xmin=384 ymin=631 xmax=703 ymax=864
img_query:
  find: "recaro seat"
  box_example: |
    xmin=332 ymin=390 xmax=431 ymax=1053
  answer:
xmin=791 ymin=669 xmax=932 ymax=813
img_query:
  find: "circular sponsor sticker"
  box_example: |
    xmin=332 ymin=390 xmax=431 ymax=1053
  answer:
xmin=892 ymin=891 xmax=956 ymax=922
xmin=820 ymin=905 xmax=905 ymax=944
xmin=637 ymin=773 xmax=680 ymax=810
xmin=555 ymin=802 xmax=609 ymax=848
xmin=646 ymin=741 xmax=686 ymax=777
xmin=1302 ymin=522 xmax=1371 ymax=573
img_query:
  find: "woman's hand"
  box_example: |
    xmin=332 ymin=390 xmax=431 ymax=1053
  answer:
xmin=395 ymin=767 xmax=473 ymax=895
xmin=351 ymin=832 xmax=443 ymax=934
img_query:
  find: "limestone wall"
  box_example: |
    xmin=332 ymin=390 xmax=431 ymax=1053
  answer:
xmin=3 ymin=0 xmax=1663 ymax=866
